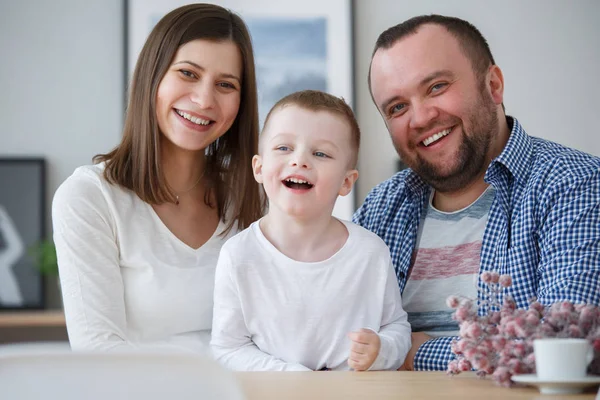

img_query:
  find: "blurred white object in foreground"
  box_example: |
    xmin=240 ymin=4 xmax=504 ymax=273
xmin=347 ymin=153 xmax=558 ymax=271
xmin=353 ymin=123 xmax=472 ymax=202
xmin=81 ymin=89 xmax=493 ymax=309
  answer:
xmin=0 ymin=344 xmax=245 ymax=400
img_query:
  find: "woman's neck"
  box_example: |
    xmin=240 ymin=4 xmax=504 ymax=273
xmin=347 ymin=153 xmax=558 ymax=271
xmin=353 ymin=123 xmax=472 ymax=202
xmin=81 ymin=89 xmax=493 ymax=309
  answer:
xmin=260 ymin=209 xmax=348 ymax=263
xmin=161 ymin=140 xmax=206 ymax=194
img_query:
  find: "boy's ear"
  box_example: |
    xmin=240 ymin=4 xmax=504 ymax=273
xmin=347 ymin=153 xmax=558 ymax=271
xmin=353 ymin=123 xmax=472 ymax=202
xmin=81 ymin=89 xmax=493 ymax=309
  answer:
xmin=339 ymin=169 xmax=359 ymax=197
xmin=252 ymin=154 xmax=263 ymax=184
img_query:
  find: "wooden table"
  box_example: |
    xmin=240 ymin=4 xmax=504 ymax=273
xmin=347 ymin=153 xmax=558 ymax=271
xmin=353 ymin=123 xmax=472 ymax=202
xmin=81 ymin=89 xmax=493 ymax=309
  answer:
xmin=236 ymin=371 xmax=598 ymax=399
xmin=0 ymin=311 xmax=67 ymax=344
xmin=0 ymin=311 xmax=65 ymax=328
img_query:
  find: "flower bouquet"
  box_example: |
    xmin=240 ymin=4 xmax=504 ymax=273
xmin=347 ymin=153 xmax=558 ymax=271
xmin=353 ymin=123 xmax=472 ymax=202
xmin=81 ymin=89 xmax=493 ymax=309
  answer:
xmin=446 ymin=271 xmax=600 ymax=386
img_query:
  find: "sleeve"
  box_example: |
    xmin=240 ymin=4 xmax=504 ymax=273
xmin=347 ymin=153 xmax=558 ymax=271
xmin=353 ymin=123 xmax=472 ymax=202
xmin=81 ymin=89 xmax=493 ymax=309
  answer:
xmin=53 ymin=173 xmax=133 ymax=351
xmin=368 ymin=258 xmax=412 ymax=371
xmin=352 ymin=184 xmax=379 ymax=228
xmin=413 ymin=336 xmax=457 ymax=371
xmin=210 ymin=249 xmax=311 ymax=371
xmin=537 ymin=165 xmax=600 ymax=305
xmin=53 ymin=172 xmax=199 ymax=353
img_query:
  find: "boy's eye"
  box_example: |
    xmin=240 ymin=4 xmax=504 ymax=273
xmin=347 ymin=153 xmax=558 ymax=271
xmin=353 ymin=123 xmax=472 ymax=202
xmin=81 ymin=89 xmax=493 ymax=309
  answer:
xmin=314 ymin=151 xmax=329 ymax=158
xmin=276 ymin=146 xmax=290 ymax=151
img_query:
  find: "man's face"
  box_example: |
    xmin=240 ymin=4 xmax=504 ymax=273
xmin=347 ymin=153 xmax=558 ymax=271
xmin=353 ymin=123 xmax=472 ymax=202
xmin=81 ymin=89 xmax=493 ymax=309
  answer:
xmin=370 ymin=24 xmax=500 ymax=193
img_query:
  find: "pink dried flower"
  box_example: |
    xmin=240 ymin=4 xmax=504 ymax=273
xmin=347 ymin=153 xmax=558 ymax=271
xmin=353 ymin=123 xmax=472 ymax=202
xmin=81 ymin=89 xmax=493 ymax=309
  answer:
xmin=524 ymin=310 xmax=541 ymax=326
xmin=467 ymin=323 xmax=483 ymax=339
xmin=447 ymin=271 xmax=600 ymax=387
xmin=486 ymin=325 xmax=499 ymax=335
xmin=529 ymin=301 xmax=545 ymax=314
xmin=481 ymin=271 xmax=492 ymax=284
xmin=569 ymin=324 xmax=583 ymax=338
xmin=475 ymin=356 xmax=490 ymax=371
xmin=512 ymin=342 xmax=527 ymax=358
xmin=492 ymin=367 xmax=512 ymax=387
xmin=446 ymin=295 xmax=460 ymax=309
xmin=489 ymin=272 xmax=500 ymax=284
xmin=489 ymin=311 xmax=501 ymax=325
xmin=498 ymin=274 xmax=512 ymax=287
xmin=560 ymin=301 xmax=575 ymax=313
xmin=524 ymin=352 xmax=535 ymax=366
xmin=458 ymin=359 xmax=472 ymax=372
xmin=454 ymin=305 xmax=473 ymax=323
xmin=447 ymin=360 xmax=459 ymax=375
xmin=492 ymin=337 xmax=507 ymax=351
xmin=503 ymin=296 xmax=516 ymax=311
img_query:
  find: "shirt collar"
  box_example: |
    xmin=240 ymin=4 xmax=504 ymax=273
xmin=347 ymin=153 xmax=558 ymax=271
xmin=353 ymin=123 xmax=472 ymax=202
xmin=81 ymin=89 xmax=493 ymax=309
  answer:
xmin=485 ymin=116 xmax=533 ymax=185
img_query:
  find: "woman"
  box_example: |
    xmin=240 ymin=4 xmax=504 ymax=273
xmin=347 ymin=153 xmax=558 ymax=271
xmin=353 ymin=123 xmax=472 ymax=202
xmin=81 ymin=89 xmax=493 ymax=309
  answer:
xmin=52 ymin=4 xmax=263 ymax=352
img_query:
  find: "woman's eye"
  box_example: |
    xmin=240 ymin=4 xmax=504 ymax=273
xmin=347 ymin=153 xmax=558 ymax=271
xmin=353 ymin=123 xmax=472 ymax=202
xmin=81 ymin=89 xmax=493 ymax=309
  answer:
xmin=179 ymin=70 xmax=197 ymax=79
xmin=314 ymin=151 xmax=329 ymax=158
xmin=218 ymin=82 xmax=236 ymax=89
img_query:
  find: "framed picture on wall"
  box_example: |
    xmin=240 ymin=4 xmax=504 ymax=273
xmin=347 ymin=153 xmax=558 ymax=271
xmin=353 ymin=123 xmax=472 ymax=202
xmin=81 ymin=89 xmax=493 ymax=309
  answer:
xmin=0 ymin=158 xmax=45 ymax=310
xmin=126 ymin=0 xmax=355 ymax=220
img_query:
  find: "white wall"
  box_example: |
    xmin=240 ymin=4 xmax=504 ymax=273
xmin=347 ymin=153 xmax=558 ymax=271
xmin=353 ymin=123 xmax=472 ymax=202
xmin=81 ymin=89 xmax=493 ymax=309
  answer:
xmin=0 ymin=0 xmax=123 ymax=307
xmin=0 ymin=0 xmax=124 ymax=235
xmin=354 ymin=0 xmax=600 ymax=202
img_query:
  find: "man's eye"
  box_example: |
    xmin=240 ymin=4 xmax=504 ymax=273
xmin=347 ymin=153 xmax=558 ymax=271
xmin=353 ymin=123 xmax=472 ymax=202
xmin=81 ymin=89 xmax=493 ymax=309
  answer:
xmin=389 ymin=103 xmax=405 ymax=115
xmin=431 ymin=83 xmax=447 ymax=92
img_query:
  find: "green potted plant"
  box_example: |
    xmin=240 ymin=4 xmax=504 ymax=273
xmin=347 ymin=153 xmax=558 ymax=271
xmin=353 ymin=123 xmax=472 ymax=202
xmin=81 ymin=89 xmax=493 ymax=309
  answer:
xmin=28 ymin=239 xmax=58 ymax=276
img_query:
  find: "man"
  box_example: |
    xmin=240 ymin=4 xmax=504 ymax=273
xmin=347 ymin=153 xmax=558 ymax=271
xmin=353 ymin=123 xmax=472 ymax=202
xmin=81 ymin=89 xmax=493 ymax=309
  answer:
xmin=353 ymin=15 xmax=600 ymax=371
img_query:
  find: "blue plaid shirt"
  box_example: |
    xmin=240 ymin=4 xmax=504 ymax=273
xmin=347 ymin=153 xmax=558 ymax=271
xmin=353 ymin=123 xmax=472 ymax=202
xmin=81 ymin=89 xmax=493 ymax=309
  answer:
xmin=353 ymin=117 xmax=600 ymax=371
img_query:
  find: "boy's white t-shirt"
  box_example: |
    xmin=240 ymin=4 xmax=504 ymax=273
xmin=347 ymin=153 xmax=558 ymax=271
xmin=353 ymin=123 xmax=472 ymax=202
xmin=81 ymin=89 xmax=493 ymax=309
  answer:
xmin=210 ymin=219 xmax=411 ymax=371
xmin=52 ymin=164 xmax=237 ymax=353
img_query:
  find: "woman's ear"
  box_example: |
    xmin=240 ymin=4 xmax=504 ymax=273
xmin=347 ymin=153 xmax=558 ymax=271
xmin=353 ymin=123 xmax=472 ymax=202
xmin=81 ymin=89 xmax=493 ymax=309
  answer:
xmin=252 ymin=154 xmax=263 ymax=184
xmin=339 ymin=169 xmax=359 ymax=197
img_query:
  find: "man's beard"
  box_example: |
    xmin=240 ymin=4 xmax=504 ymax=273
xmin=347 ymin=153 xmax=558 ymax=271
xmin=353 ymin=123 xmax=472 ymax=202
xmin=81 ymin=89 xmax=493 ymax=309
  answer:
xmin=399 ymin=88 xmax=499 ymax=193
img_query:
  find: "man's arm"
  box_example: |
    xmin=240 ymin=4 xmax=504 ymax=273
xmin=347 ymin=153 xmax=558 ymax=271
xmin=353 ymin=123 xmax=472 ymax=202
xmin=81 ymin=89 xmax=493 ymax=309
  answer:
xmin=537 ymin=163 xmax=600 ymax=305
xmin=409 ymin=335 xmax=457 ymax=371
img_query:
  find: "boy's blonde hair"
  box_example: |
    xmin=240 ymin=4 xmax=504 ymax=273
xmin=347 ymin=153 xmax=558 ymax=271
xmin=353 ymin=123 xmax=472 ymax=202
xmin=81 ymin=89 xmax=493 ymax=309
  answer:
xmin=262 ymin=90 xmax=361 ymax=168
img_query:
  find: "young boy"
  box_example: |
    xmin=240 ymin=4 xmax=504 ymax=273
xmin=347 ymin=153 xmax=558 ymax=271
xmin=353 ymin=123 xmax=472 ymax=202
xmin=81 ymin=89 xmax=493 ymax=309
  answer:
xmin=210 ymin=90 xmax=411 ymax=371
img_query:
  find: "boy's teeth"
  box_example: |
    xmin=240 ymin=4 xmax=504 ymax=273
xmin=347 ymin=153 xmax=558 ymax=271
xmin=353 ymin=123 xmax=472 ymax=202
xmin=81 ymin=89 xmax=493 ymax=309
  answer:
xmin=422 ymin=128 xmax=451 ymax=146
xmin=286 ymin=178 xmax=309 ymax=184
xmin=176 ymin=110 xmax=211 ymax=126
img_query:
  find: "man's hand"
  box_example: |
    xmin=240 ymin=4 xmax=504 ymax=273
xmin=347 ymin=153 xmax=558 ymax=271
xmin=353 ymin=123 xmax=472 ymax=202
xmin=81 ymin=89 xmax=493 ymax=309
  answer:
xmin=398 ymin=332 xmax=432 ymax=371
xmin=347 ymin=328 xmax=381 ymax=371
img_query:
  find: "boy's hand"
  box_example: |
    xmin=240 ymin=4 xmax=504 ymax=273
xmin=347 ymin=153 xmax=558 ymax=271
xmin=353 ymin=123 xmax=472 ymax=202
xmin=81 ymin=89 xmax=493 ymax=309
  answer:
xmin=347 ymin=328 xmax=381 ymax=371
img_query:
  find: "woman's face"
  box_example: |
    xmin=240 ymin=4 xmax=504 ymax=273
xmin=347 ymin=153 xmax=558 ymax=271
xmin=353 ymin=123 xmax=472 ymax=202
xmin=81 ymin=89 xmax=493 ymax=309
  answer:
xmin=156 ymin=39 xmax=243 ymax=153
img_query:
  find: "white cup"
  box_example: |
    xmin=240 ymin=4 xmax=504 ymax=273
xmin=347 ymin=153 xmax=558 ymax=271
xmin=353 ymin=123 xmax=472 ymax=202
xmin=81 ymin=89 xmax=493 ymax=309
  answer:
xmin=534 ymin=338 xmax=594 ymax=380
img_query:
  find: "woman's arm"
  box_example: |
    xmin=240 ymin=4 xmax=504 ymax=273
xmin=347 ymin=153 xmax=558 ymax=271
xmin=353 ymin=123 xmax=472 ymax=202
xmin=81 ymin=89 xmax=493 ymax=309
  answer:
xmin=52 ymin=173 xmax=131 ymax=351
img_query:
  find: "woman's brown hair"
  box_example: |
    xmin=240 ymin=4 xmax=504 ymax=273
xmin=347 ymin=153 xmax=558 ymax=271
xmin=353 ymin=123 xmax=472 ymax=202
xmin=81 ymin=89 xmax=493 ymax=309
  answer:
xmin=94 ymin=3 xmax=264 ymax=233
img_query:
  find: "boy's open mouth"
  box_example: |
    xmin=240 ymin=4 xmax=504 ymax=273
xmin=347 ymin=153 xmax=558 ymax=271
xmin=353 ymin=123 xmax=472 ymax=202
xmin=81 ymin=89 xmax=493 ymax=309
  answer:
xmin=282 ymin=178 xmax=314 ymax=190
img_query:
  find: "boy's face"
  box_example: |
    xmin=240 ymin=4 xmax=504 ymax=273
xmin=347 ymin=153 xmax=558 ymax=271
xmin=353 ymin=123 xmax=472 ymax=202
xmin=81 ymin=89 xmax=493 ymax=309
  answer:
xmin=253 ymin=105 xmax=358 ymax=220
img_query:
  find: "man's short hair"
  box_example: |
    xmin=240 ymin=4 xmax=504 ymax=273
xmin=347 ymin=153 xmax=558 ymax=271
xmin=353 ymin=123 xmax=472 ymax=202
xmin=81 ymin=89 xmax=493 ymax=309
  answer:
xmin=369 ymin=15 xmax=496 ymax=92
